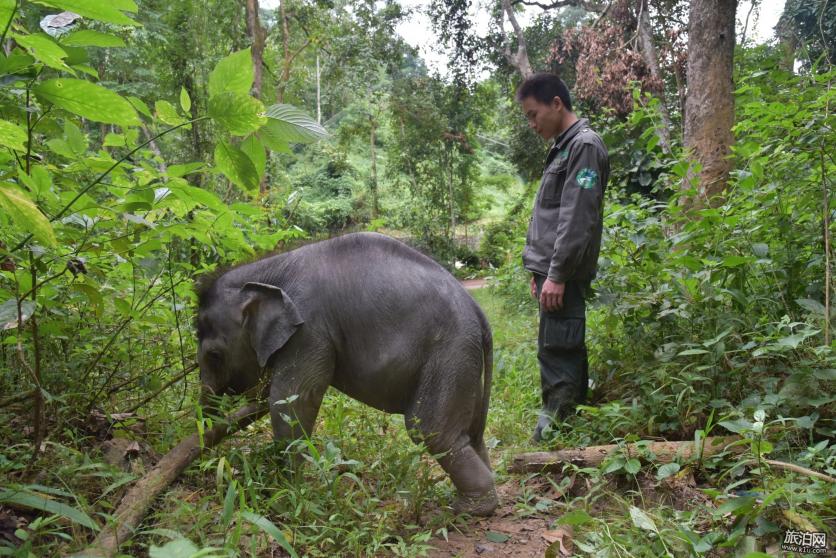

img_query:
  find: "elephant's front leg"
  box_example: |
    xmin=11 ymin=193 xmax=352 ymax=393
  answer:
xmin=268 ymin=360 xmax=332 ymax=446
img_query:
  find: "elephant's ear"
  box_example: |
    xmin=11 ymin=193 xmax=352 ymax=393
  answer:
xmin=240 ymin=282 xmax=304 ymax=368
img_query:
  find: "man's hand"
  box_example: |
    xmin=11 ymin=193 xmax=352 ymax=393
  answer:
xmin=530 ymin=276 xmax=538 ymax=299
xmin=539 ymin=279 xmax=565 ymax=312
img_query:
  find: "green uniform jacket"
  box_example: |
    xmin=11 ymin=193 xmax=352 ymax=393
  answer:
xmin=522 ymin=118 xmax=609 ymax=284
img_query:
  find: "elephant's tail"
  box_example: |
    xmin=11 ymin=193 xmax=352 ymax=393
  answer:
xmin=472 ymin=310 xmax=493 ymax=448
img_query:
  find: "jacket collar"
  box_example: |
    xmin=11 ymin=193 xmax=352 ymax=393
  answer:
xmin=546 ymin=118 xmax=588 ymax=164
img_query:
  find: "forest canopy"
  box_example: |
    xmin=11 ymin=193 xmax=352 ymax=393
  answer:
xmin=0 ymin=0 xmax=833 ymax=556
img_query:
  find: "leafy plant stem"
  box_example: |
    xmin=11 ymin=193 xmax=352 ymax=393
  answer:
xmin=10 ymin=117 xmax=209 ymax=253
xmin=124 ymin=363 xmax=196 ymax=414
xmin=821 ymin=77 xmax=832 ymax=346
xmin=24 ymin=252 xmax=45 ymax=476
xmin=0 ymin=0 xmax=18 ymax=52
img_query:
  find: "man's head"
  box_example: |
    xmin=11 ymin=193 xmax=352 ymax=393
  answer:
xmin=516 ymin=73 xmax=576 ymax=141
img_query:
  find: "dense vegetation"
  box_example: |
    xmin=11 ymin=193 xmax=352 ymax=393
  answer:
xmin=0 ymin=0 xmax=833 ymax=556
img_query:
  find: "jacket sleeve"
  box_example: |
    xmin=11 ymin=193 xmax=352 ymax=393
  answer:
xmin=547 ymin=139 xmax=605 ymax=283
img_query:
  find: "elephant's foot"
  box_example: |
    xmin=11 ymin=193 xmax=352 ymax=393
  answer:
xmin=453 ymin=487 xmax=498 ymax=517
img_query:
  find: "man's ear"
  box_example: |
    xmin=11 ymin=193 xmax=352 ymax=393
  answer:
xmin=240 ymin=282 xmax=304 ymax=368
xmin=551 ymin=95 xmax=564 ymax=112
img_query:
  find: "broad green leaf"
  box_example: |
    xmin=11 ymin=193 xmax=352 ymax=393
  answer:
xmin=0 ymin=299 xmax=35 ymax=330
xmin=0 ymin=488 xmax=98 ymax=530
xmin=721 ymin=255 xmax=750 ymax=268
xmin=18 ymin=165 xmax=52 ymax=197
xmin=241 ymin=135 xmax=266 ymax=179
xmin=220 ymin=481 xmax=236 ymax=529
xmin=127 ymin=96 xmax=152 ymax=119
xmin=34 ymin=78 xmax=140 ymax=127
xmin=257 ymin=124 xmax=291 ymax=153
xmin=241 ymin=511 xmax=298 ymax=558
xmin=677 ymin=348 xmax=710 ymax=356
xmin=263 ymin=103 xmax=327 ymax=143
xmin=629 ymin=506 xmax=658 ymax=533
xmin=714 ymin=495 xmax=755 ymax=516
xmin=155 ymin=100 xmax=188 ymax=127
xmin=208 ymin=91 xmax=265 ymax=136
xmin=624 ymin=458 xmax=641 ymax=475
xmin=214 ymin=141 xmax=258 ymax=193
xmin=0 ymin=183 xmax=56 ymax=246
xmin=167 ymin=163 xmax=206 ymax=178
xmin=718 ymin=419 xmax=753 ymax=434
xmin=0 ymin=120 xmax=27 ymax=151
xmin=208 ymin=48 xmax=253 ymax=98
xmin=0 ymin=0 xmax=15 ymax=32
xmin=796 ymin=298 xmax=826 ymax=314
xmin=656 ymin=462 xmax=680 ymax=480
xmin=0 ymin=52 xmax=36 ymax=76
xmin=12 ymin=33 xmax=71 ymax=72
xmin=62 ymin=30 xmax=126 ymax=47
xmin=180 ymin=86 xmax=191 ymax=113
xmin=34 ymin=0 xmax=137 ymax=26
xmin=556 ymin=509 xmax=593 ymax=525
xmin=485 ymin=531 xmax=510 ymax=543
xmin=148 ymin=538 xmax=199 ymax=558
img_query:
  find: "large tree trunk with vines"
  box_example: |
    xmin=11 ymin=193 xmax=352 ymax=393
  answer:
xmin=682 ymin=0 xmax=738 ymax=208
xmin=501 ymin=0 xmax=533 ymax=78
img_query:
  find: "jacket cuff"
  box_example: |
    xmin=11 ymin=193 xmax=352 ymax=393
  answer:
xmin=547 ymin=267 xmax=570 ymax=284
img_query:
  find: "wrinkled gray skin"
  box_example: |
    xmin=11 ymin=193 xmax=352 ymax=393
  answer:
xmin=196 ymin=232 xmax=497 ymax=516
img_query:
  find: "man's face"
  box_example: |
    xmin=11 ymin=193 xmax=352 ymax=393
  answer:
xmin=521 ymin=95 xmax=564 ymax=140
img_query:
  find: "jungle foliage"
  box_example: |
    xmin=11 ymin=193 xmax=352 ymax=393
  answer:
xmin=0 ymin=0 xmax=834 ymax=556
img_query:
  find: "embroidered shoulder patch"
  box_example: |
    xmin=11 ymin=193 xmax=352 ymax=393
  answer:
xmin=576 ymin=168 xmax=598 ymax=189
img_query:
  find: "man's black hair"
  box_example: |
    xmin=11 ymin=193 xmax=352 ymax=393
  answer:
xmin=516 ymin=73 xmax=573 ymax=112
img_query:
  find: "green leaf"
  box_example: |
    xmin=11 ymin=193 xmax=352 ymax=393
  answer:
xmin=62 ymin=30 xmax=126 ymax=47
xmin=257 ymin=124 xmax=291 ymax=153
xmin=718 ymin=419 xmax=753 ymax=434
xmin=556 ymin=509 xmax=593 ymax=525
xmin=34 ymin=78 xmax=140 ymax=127
xmin=208 ymin=92 xmax=265 ymax=136
xmin=0 ymin=51 xmax=36 ymax=76
xmin=0 ymin=184 xmax=56 ymax=246
xmin=715 ymin=496 xmax=755 ymax=516
xmin=624 ymin=458 xmax=641 ymax=475
xmin=214 ymin=141 xmax=258 ymax=193
xmin=126 ymin=96 xmax=152 ymax=119
xmin=656 ymin=462 xmax=680 ymax=480
xmin=721 ymin=255 xmax=750 ymax=268
xmin=485 ymin=531 xmax=510 ymax=543
xmin=12 ymin=33 xmax=71 ymax=72
xmin=0 ymin=120 xmax=27 ymax=151
xmin=263 ymin=103 xmax=327 ymax=143
xmin=677 ymin=348 xmax=710 ymax=356
xmin=155 ymin=100 xmax=188 ymax=127
xmin=796 ymin=298 xmax=826 ymax=314
xmin=0 ymin=0 xmax=15 ymax=32
xmin=167 ymin=163 xmax=206 ymax=178
xmin=629 ymin=506 xmax=658 ymax=533
xmin=208 ymin=48 xmax=253 ymax=98
xmin=241 ymin=511 xmax=298 ymax=558
xmin=180 ymin=86 xmax=191 ymax=114
xmin=0 ymin=488 xmax=98 ymax=530
xmin=220 ymin=482 xmax=236 ymax=529
xmin=35 ymin=0 xmax=138 ymax=26
xmin=241 ymin=135 xmax=266 ymax=179
xmin=148 ymin=538 xmax=199 ymax=558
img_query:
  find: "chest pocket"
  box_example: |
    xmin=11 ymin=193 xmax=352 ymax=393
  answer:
xmin=540 ymin=160 xmax=567 ymax=207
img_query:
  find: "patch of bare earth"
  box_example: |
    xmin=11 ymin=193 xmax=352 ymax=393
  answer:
xmin=427 ymin=481 xmax=563 ymax=558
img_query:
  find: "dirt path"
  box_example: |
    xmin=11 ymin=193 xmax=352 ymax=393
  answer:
xmin=427 ymin=479 xmax=566 ymax=557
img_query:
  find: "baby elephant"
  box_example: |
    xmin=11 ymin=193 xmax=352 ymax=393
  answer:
xmin=196 ymin=232 xmax=497 ymax=516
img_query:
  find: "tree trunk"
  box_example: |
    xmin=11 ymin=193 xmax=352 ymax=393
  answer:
xmin=245 ymin=0 xmax=266 ymax=97
xmin=682 ymin=0 xmax=738 ymax=208
xmin=509 ymin=436 xmax=742 ymax=473
xmin=70 ymin=403 xmax=268 ymax=558
xmin=500 ymin=0 xmax=533 ymax=78
xmin=636 ymin=0 xmax=672 ymax=153
xmin=245 ymin=0 xmax=269 ymax=195
xmin=277 ymin=0 xmax=290 ymax=103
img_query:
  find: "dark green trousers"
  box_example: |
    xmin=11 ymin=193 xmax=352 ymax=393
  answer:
xmin=533 ymin=274 xmax=589 ymax=434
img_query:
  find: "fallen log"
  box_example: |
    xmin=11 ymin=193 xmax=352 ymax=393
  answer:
xmin=70 ymin=402 xmax=269 ymax=558
xmin=510 ymin=436 xmax=742 ymax=474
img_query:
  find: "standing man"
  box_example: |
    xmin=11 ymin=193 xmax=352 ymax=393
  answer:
xmin=517 ymin=73 xmax=609 ymax=442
